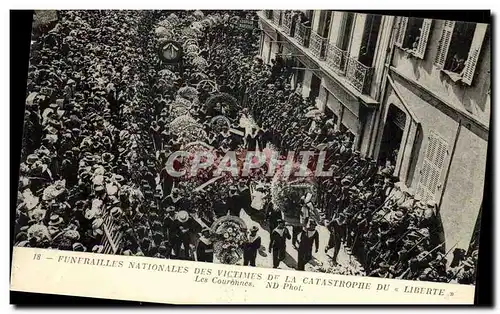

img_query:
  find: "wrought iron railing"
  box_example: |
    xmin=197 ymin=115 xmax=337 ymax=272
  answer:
xmin=345 ymin=57 xmax=374 ymax=94
xmin=294 ymin=23 xmax=311 ymax=47
xmin=272 ymin=10 xmax=282 ymax=26
xmin=326 ymin=44 xmax=348 ymax=73
xmin=264 ymin=10 xmax=273 ymax=20
xmin=309 ymin=31 xmax=328 ymax=60
xmin=282 ymin=13 xmax=293 ymax=36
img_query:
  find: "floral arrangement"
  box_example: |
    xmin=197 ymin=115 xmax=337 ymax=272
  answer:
xmin=200 ymin=18 xmax=213 ymax=28
xmin=190 ymin=22 xmax=204 ymax=33
xmin=184 ymin=43 xmax=200 ymax=54
xmin=196 ymin=79 xmax=218 ymax=94
xmin=205 ymin=92 xmax=239 ymax=112
xmin=154 ymin=26 xmax=173 ymax=38
xmin=193 ymin=10 xmax=205 ymax=20
xmin=165 ymin=13 xmax=180 ymax=26
xmin=270 ymin=173 xmax=316 ymax=225
xmin=177 ymin=86 xmax=199 ymax=102
xmin=170 ymin=105 xmax=190 ymax=119
xmin=181 ymin=27 xmax=198 ymax=40
xmin=209 ymin=115 xmax=231 ymax=133
xmin=169 ymin=114 xmax=206 ymax=144
xmin=157 ymin=18 xmax=173 ymax=29
xmin=211 ymin=216 xmax=248 ymax=264
xmin=192 ymin=56 xmax=209 ymax=71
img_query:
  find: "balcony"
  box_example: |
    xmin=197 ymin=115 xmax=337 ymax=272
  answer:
xmin=345 ymin=57 xmax=374 ymax=94
xmin=294 ymin=22 xmax=311 ymax=48
xmin=281 ymin=13 xmax=293 ymax=36
xmin=272 ymin=10 xmax=282 ymax=26
xmin=264 ymin=10 xmax=273 ymax=20
xmin=309 ymin=31 xmax=328 ymax=60
xmin=326 ymin=44 xmax=348 ymax=74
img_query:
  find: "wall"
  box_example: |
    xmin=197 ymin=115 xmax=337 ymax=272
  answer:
xmin=369 ymin=16 xmax=395 ymax=100
xmin=379 ymin=77 xmax=487 ymax=252
xmin=261 ymin=33 xmax=272 ymax=64
xmin=440 ymin=126 xmax=487 ymax=251
xmin=301 ymin=70 xmax=313 ymax=97
xmin=391 ymin=19 xmax=491 ymax=128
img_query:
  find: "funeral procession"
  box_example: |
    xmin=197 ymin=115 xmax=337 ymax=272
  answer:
xmin=14 ymin=9 xmax=490 ymax=286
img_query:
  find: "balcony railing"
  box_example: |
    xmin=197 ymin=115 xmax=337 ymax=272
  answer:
xmin=264 ymin=10 xmax=273 ymax=20
xmin=282 ymin=13 xmax=293 ymax=36
xmin=294 ymin=23 xmax=311 ymax=48
xmin=309 ymin=31 xmax=328 ymax=60
xmin=326 ymin=44 xmax=348 ymax=73
xmin=272 ymin=10 xmax=282 ymax=26
xmin=345 ymin=57 xmax=374 ymax=94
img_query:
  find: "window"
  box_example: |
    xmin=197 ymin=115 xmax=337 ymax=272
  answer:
xmin=434 ymin=21 xmax=488 ymax=85
xmin=358 ymin=14 xmax=382 ymax=67
xmin=415 ymin=132 xmax=449 ymax=203
xmin=316 ymin=10 xmax=332 ymax=39
xmin=395 ymin=17 xmax=433 ymax=59
xmin=337 ymin=12 xmax=355 ymax=51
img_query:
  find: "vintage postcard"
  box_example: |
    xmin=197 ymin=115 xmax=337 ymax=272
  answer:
xmin=10 ymin=9 xmax=489 ymax=304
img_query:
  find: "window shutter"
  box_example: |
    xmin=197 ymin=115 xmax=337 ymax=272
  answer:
xmin=462 ymin=23 xmax=488 ymax=86
xmin=416 ymin=132 xmax=449 ymax=203
xmin=395 ymin=17 xmax=408 ymax=47
xmin=434 ymin=20 xmax=455 ymax=68
xmin=414 ymin=19 xmax=432 ymax=59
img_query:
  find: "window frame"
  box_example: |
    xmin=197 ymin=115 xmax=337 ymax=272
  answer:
xmin=395 ymin=16 xmax=433 ymax=59
xmin=434 ymin=21 xmax=488 ymax=86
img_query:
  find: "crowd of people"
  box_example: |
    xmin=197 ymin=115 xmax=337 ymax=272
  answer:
xmin=15 ymin=10 xmax=478 ymax=285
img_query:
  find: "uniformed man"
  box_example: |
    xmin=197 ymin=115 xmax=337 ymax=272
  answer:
xmin=266 ymin=203 xmax=283 ymax=234
xmin=196 ymin=228 xmax=214 ymax=263
xmin=243 ymin=226 xmax=261 ymax=266
xmin=228 ymin=186 xmax=241 ymax=217
xmin=268 ymin=219 xmax=291 ymax=268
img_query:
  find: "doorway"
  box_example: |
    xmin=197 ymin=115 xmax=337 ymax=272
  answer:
xmin=378 ymin=104 xmax=406 ymax=167
xmin=309 ymin=74 xmax=321 ymax=101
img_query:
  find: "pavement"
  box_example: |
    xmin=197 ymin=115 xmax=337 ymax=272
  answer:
xmin=229 ymin=202 xmax=364 ymax=274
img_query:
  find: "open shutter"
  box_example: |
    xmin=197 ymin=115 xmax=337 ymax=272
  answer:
xmin=414 ymin=19 xmax=432 ymax=59
xmin=434 ymin=20 xmax=455 ymax=68
xmin=462 ymin=23 xmax=488 ymax=85
xmin=416 ymin=132 xmax=449 ymax=203
xmin=395 ymin=17 xmax=408 ymax=47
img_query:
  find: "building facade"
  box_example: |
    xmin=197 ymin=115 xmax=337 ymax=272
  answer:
xmin=258 ymin=10 xmax=490 ymax=255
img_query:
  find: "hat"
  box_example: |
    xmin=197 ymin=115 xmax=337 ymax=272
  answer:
xmin=110 ymin=206 xmax=122 ymax=218
xmin=341 ymin=176 xmax=353 ymax=186
xmin=176 ymin=210 xmax=189 ymax=223
xmin=48 ymin=214 xmax=63 ymax=226
xmin=250 ymin=226 xmax=259 ymax=233
xmin=463 ymin=258 xmax=475 ymax=268
xmin=72 ymin=242 xmax=86 ymax=252
xmin=26 ymin=154 xmax=39 ymax=165
xmin=166 ymin=206 xmax=176 ymax=213
xmin=393 ymin=211 xmax=404 ymax=219
xmin=92 ymin=245 xmax=105 ymax=253
xmin=101 ymin=153 xmax=114 ymax=163
xmin=417 ymin=228 xmax=430 ymax=238
xmin=378 ymin=262 xmax=390 ymax=268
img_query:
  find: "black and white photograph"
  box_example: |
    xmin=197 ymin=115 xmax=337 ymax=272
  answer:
xmin=12 ymin=8 xmax=490 ymax=293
